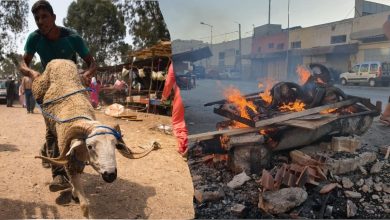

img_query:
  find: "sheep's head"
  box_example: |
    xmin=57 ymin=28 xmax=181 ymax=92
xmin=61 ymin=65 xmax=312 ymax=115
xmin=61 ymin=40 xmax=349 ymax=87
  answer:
xmin=65 ymin=123 xmax=128 ymax=183
xmin=37 ymin=121 xmax=158 ymax=183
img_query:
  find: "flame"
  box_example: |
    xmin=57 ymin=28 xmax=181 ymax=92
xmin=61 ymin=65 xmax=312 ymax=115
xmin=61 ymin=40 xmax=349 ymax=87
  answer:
xmin=223 ymin=86 xmax=258 ymax=120
xmin=258 ymin=78 xmax=276 ymax=105
xmin=296 ymin=65 xmax=311 ymax=85
xmin=320 ymin=108 xmax=337 ymax=114
xmin=316 ymin=77 xmax=325 ymax=85
xmin=279 ymin=100 xmax=306 ymax=112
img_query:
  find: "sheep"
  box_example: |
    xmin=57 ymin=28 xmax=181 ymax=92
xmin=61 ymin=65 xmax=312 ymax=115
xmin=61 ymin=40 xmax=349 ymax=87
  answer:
xmin=33 ymin=59 xmax=157 ymax=218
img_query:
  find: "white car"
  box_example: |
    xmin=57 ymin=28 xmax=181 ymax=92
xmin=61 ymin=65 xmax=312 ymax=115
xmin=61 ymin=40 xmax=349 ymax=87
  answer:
xmin=339 ymin=61 xmax=390 ymax=87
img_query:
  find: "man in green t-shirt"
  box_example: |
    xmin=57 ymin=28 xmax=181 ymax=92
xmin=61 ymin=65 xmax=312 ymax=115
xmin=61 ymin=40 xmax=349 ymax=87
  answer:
xmin=19 ymin=0 xmax=97 ymax=192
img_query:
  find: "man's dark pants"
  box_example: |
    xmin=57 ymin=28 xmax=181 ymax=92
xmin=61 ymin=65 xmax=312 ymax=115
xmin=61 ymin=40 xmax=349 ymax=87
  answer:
xmin=42 ymin=122 xmax=68 ymax=179
xmin=24 ymin=89 xmax=35 ymax=112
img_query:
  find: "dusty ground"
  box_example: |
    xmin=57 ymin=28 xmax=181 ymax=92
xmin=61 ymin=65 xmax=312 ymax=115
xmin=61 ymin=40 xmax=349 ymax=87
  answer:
xmin=0 ymin=103 xmax=194 ymax=219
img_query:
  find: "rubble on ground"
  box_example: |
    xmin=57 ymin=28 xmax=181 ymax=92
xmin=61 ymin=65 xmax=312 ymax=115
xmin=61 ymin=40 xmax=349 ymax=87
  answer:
xmin=187 ymin=81 xmax=389 ymax=218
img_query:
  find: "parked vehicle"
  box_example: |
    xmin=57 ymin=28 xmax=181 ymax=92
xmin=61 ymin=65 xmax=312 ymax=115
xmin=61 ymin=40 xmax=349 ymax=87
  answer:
xmin=0 ymin=79 xmax=7 ymax=103
xmin=339 ymin=61 xmax=390 ymax=87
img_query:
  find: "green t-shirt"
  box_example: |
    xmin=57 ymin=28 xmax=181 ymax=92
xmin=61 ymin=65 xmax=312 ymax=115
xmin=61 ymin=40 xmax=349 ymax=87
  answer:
xmin=24 ymin=27 xmax=90 ymax=69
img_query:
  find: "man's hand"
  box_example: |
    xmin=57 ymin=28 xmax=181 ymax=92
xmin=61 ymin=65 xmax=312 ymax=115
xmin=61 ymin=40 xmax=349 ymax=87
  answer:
xmin=20 ymin=54 xmax=40 ymax=80
xmin=78 ymin=70 xmax=91 ymax=87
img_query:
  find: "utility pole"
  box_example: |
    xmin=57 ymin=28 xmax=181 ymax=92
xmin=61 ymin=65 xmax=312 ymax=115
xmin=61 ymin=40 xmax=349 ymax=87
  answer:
xmin=200 ymin=21 xmax=213 ymax=69
xmin=238 ymin=23 xmax=242 ymax=75
xmin=268 ymin=0 xmax=271 ymax=24
xmin=286 ymin=0 xmax=290 ymax=79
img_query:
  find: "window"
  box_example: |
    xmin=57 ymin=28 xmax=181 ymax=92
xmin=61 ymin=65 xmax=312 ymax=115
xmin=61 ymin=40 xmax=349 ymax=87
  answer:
xmin=360 ymin=64 xmax=369 ymax=73
xmin=268 ymin=43 xmax=274 ymax=49
xmin=219 ymin=52 xmax=225 ymax=59
xmin=291 ymin=41 xmax=301 ymax=49
xmin=277 ymin=43 xmax=284 ymax=49
xmin=352 ymin=65 xmax=360 ymax=73
xmin=370 ymin=63 xmax=378 ymax=73
xmin=331 ymin=35 xmax=346 ymax=44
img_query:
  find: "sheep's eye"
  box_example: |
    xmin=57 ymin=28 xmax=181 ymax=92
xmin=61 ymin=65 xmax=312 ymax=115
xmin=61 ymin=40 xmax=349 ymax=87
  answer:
xmin=87 ymin=145 xmax=93 ymax=150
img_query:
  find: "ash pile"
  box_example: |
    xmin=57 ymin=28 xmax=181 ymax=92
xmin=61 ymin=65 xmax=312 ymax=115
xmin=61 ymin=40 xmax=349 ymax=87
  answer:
xmin=187 ymin=65 xmax=390 ymax=219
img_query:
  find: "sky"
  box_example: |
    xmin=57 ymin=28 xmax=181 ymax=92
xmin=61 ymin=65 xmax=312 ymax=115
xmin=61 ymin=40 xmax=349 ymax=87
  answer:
xmin=18 ymin=0 xmax=390 ymax=54
xmin=159 ymin=0 xmax=390 ymax=43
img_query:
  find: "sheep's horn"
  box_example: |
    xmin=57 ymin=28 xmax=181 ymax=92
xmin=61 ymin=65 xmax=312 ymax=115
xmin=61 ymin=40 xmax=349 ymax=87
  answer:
xmin=37 ymin=121 xmax=95 ymax=166
xmin=35 ymin=155 xmax=68 ymax=166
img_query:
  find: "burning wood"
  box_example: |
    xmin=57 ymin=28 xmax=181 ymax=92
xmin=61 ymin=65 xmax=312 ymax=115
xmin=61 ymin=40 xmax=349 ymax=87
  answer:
xmin=189 ymin=65 xmax=381 ymax=179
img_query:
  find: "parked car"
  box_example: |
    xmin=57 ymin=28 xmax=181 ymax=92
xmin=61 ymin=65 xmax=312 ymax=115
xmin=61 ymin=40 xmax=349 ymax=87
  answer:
xmin=339 ymin=61 xmax=390 ymax=87
xmin=0 ymin=79 xmax=7 ymax=103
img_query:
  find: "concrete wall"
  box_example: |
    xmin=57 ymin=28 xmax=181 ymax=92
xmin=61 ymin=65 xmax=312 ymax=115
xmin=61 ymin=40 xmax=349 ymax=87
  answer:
xmin=355 ymin=42 xmax=390 ymax=63
xmin=252 ymin=32 xmax=288 ymax=54
xmin=351 ymin=10 xmax=390 ymax=35
xmin=289 ymin=19 xmax=354 ymax=49
xmin=209 ymin=37 xmax=252 ymax=71
xmin=355 ymin=0 xmax=390 ymax=17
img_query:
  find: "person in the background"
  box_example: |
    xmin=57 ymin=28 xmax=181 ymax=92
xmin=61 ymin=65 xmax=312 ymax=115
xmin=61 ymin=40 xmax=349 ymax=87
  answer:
xmin=5 ymin=76 xmax=15 ymax=107
xmin=161 ymin=63 xmax=188 ymax=157
xmin=18 ymin=78 xmax=26 ymax=108
xmin=90 ymin=76 xmax=100 ymax=108
xmin=21 ymin=76 xmax=35 ymax=113
xmin=381 ymin=17 xmax=390 ymax=126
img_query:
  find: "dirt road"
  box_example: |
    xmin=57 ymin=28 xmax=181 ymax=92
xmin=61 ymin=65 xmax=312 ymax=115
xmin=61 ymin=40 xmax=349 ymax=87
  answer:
xmin=0 ymin=104 xmax=194 ymax=219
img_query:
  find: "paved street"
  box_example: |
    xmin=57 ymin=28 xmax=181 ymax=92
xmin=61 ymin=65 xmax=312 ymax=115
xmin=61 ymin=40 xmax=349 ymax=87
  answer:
xmin=181 ymin=79 xmax=390 ymax=134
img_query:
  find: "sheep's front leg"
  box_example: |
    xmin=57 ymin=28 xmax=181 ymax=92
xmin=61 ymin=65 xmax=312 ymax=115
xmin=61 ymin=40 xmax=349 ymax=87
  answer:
xmin=69 ymin=173 xmax=90 ymax=218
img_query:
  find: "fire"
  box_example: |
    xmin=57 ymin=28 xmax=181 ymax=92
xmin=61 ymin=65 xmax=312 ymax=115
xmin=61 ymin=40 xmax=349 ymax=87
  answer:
xmin=316 ymin=77 xmax=325 ymax=84
xmin=224 ymin=86 xmax=258 ymax=120
xmin=296 ymin=65 xmax=311 ymax=85
xmin=258 ymin=78 xmax=276 ymax=105
xmin=279 ymin=100 xmax=306 ymax=112
xmin=320 ymin=108 xmax=338 ymax=114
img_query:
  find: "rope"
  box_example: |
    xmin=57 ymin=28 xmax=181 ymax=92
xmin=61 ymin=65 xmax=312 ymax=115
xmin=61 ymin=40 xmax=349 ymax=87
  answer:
xmin=86 ymin=125 xmax=122 ymax=140
xmin=36 ymin=87 xmax=95 ymax=124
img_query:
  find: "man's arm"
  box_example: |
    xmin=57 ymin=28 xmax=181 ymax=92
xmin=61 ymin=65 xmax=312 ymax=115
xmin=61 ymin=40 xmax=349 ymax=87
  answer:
xmin=384 ymin=19 xmax=390 ymax=39
xmin=80 ymin=54 xmax=97 ymax=83
xmin=19 ymin=54 xmax=40 ymax=80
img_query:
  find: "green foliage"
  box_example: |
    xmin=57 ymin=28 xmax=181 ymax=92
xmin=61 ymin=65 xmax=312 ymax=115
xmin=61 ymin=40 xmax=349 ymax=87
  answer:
xmin=117 ymin=0 xmax=170 ymax=49
xmin=0 ymin=0 xmax=28 ymax=60
xmin=64 ymin=0 xmax=127 ymax=65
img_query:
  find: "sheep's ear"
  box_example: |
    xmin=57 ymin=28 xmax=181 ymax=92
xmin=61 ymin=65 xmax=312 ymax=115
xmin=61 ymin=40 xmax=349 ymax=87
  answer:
xmin=66 ymin=139 xmax=85 ymax=156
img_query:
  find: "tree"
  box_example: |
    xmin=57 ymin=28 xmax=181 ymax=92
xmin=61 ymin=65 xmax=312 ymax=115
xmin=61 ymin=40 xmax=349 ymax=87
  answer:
xmin=64 ymin=0 xmax=127 ymax=66
xmin=117 ymin=0 xmax=170 ymax=49
xmin=0 ymin=0 xmax=28 ymax=60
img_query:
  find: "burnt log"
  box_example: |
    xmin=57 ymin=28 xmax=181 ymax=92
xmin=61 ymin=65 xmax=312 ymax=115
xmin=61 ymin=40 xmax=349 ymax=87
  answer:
xmin=227 ymin=133 xmax=265 ymax=150
xmin=228 ymin=144 xmax=271 ymax=174
xmin=272 ymin=114 xmax=373 ymax=151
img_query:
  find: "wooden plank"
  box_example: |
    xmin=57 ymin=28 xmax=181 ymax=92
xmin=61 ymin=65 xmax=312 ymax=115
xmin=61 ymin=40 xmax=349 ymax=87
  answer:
xmin=188 ymin=127 xmax=258 ymax=142
xmin=254 ymin=99 xmax=357 ymax=128
xmin=279 ymin=117 xmax=338 ymax=130
xmin=189 ymin=99 xmax=357 ymax=142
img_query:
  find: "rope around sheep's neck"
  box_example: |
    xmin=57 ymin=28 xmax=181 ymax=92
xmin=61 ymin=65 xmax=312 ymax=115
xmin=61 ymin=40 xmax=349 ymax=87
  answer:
xmin=36 ymin=87 xmax=95 ymax=124
xmin=86 ymin=126 xmax=122 ymax=140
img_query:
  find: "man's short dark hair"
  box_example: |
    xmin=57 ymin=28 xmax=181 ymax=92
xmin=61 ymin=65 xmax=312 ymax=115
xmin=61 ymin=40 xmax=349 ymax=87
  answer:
xmin=31 ymin=0 xmax=54 ymax=15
